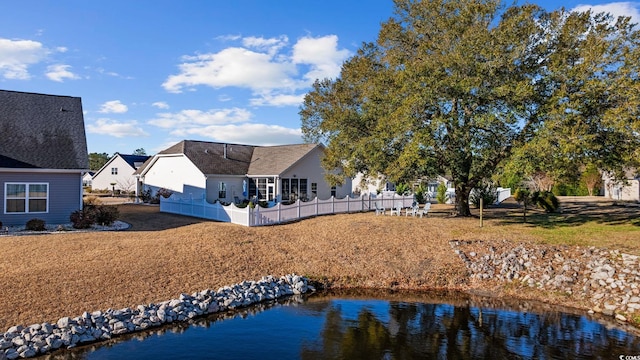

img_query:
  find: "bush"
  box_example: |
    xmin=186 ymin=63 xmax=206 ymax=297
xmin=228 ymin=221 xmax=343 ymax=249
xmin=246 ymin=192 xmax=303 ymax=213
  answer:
xmin=395 ymin=183 xmax=410 ymax=196
xmin=436 ymin=182 xmax=447 ymax=204
xmin=532 ymin=191 xmax=559 ymax=213
xmin=93 ymin=205 xmax=119 ymax=226
xmin=414 ymin=184 xmax=426 ymax=204
xmin=470 ymin=181 xmax=498 ymax=208
xmin=83 ymin=195 xmax=103 ymax=206
xmin=157 ymin=188 xmax=174 ymax=198
xmin=70 ymin=208 xmax=96 ymax=229
xmin=25 ymin=218 xmax=46 ymax=231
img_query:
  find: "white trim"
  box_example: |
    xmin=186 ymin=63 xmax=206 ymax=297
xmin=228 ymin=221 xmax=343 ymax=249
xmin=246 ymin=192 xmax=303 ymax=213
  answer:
xmin=4 ymin=182 xmax=49 ymax=214
xmin=0 ymin=168 xmax=85 ymax=174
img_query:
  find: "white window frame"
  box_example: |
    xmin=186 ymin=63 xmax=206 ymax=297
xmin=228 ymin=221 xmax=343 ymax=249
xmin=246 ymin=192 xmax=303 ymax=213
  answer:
xmin=4 ymin=182 xmax=49 ymax=214
xmin=111 ymin=167 xmax=118 ymax=175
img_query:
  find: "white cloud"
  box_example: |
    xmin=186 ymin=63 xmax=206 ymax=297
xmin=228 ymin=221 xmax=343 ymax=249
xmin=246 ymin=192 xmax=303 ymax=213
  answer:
xmin=148 ymin=107 xmax=252 ymax=129
xmin=292 ymin=35 xmax=351 ymax=82
xmin=162 ymin=34 xmax=351 ymax=107
xmin=86 ymin=119 xmax=149 ymax=138
xmin=162 ymin=47 xmax=297 ymax=93
xmin=242 ymin=35 xmax=288 ymax=55
xmin=169 ymin=123 xmax=303 ymax=146
xmin=152 ymin=101 xmax=170 ymax=109
xmin=573 ymin=2 xmax=640 ymax=25
xmin=0 ymin=38 xmax=48 ymax=79
xmin=250 ymin=92 xmax=306 ymax=107
xmin=99 ymin=100 xmax=128 ymax=114
xmin=45 ymin=64 xmax=80 ymax=82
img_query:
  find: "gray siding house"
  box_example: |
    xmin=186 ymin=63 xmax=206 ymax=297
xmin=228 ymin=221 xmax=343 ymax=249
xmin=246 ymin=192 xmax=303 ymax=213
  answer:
xmin=0 ymin=90 xmax=89 ymax=226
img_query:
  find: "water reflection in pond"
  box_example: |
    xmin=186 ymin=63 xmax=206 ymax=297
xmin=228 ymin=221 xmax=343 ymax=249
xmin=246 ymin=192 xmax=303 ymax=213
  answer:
xmin=48 ymin=291 xmax=640 ymax=360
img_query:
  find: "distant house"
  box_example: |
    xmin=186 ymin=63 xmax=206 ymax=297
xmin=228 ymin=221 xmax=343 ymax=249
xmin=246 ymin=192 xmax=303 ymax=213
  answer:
xmin=0 ymin=90 xmax=89 ymax=226
xmin=82 ymin=171 xmax=94 ymax=187
xmin=603 ymin=169 xmax=640 ymax=201
xmin=135 ymin=140 xmax=351 ymax=204
xmin=90 ymin=153 xmax=150 ymax=192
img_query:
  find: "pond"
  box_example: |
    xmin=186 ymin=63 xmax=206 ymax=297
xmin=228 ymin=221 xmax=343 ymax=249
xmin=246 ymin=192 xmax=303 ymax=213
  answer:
xmin=47 ymin=291 xmax=640 ymax=359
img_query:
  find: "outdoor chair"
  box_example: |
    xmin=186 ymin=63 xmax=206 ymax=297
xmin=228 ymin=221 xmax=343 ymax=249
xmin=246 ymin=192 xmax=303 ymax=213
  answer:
xmin=406 ymin=201 xmax=420 ymax=217
xmin=390 ymin=201 xmax=403 ymax=216
xmin=417 ymin=202 xmax=431 ymax=218
xmin=374 ymin=201 xmax=386 ymax=215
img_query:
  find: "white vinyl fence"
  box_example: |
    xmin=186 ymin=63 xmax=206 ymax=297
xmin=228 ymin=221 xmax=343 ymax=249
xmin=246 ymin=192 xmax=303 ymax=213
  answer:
xmin=160 ymin=193 xmax=414 ymax=227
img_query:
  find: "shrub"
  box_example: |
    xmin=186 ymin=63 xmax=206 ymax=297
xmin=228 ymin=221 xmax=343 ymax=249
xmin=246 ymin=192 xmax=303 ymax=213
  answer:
xmin=139 ymin=188 xmax=152 ymax=203
xmin=70 ymin=208 xmax=96 ymax=229
xmin=532 ymin=191 xmax=559 ymax=213
xmin=395 ymin=183 xmax=410 ymax=196
xmin=470 ymin=181 xmax=498 ymax=208
xmin=83 ymin=195 xmax=103 ymax=206
xmin=157 ymin=188 xmax=174 ymax=198
xmin=414 ymin=184 xmax=426 ymax=204
xmin=25 ymin=218 xmax=46 ymax=231
xmin=94 ymin=205 xmax=119 ymax=226
xmin=436 ymin=182 xmax=448 ymax=204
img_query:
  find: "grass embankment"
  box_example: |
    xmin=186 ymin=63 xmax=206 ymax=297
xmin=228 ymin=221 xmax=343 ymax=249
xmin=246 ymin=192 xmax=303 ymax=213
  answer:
xmin=0 ymin=197 xmax=638 ymax=331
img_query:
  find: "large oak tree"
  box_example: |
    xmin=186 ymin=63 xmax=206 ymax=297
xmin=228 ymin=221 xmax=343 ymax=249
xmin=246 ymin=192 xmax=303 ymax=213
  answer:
xmin=300 ymin=0 xmax=639 ymax=216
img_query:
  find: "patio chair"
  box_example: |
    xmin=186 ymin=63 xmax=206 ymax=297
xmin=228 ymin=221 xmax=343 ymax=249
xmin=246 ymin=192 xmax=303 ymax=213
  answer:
xmin=374 ymin=201 xmax=386 ymax=215
xmin=406 ymin=201 xmax=420 ymax=217
xmin=417 ymin=202 xmax=431 ymax=218
xmin=390 ymin=201 xmax=403 ymax=216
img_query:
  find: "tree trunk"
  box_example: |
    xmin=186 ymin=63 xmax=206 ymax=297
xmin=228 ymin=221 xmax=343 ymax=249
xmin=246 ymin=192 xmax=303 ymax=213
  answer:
xmin=454 ymin=186 xmax=472 ymax=216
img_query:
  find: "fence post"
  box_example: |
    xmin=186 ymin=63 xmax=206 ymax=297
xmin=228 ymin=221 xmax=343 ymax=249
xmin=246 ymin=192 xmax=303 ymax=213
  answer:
xmin=346 ymin=196 xmax=350 ymax=213
xmin=315 ymin=197 xmax=319 ymax=216
xmin=277 ymin=203 xmax=281 ymax=224
xmin=331 ymin=196 xmax=335 ymax=213
xmin=297 ymin=199 xmax=301 ymax=220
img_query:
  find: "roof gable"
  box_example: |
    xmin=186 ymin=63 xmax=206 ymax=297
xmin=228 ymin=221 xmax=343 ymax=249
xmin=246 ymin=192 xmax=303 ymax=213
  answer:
xmin=0 ymin=90 xmax=88 ymax=169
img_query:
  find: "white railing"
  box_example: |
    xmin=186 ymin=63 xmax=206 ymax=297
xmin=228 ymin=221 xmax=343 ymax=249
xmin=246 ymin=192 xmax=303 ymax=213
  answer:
xmin=160 ymin=193 xmax=415 ymax=227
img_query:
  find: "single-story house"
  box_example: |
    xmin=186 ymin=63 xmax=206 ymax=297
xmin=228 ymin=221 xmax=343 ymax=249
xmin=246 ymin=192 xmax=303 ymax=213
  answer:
xmin=603 ymin=169 xmax=640 ymax=201
xmin=90 ymin=153 xmax=150 ymax=192
xmin=135 ymin=140 xmax=351 ymax=204
xmin=82 ymin=171 xmax=94 ymax=187
xmin=0 ymin=90 xmax=89 ymax=226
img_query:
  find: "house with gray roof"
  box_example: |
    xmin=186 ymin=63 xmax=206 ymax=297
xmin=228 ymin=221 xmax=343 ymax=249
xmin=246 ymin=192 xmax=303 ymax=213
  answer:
xmin=135 ymin=140 xmax=351 ymax=204
xmin=90 ymin=153 xmax=150 ymax=192
xmin=0 ymin=90 xmax=89 ymax=226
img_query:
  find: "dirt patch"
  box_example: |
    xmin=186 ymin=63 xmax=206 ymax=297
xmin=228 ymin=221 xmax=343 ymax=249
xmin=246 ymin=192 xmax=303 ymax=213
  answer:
xmin=0 ymin=197 xmax=637 ymax=331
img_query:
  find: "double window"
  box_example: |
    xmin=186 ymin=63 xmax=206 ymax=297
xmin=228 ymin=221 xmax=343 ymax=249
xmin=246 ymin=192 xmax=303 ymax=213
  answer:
xmin=111 ymin=168 xmax=118 ymax=175
xmin=4 ymin=183 xmax=48 ymax=213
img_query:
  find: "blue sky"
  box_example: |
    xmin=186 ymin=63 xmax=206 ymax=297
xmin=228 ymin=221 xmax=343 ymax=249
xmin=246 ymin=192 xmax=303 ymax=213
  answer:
xmin=1 ymin=1 xmax=638 ymax=155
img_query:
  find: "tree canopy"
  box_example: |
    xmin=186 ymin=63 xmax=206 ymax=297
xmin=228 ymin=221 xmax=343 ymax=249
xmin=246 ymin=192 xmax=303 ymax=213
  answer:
xmin=300 ymin=0 xmax=639 ymax=216
xmin=88 ymin=152 xmax=110 ymax=171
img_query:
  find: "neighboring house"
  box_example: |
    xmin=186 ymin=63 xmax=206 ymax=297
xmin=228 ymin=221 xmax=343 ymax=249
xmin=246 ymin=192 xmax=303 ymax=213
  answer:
xmin=602 ymin=169 xmax=640 ymax=201
xmin=91 ymin=153 xmax=150 ymax=192
xmin=82 ymin=171 xmax=94 ymax=187
xmin=135 ymin=140 xmax=351 ymax=204
xmin=0 ymin=90 xmax=89 ymax=226
xmin=353 ymin=173 xmax=455 ymax=200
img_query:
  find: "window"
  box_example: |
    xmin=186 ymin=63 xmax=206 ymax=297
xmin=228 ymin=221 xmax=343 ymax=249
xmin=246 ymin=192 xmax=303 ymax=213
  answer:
xmin=331 ymin=186 xmax=337 ymax=197
xmin=311 ymin=183 xmax=317 ymax=198
xmin=5 ymin=183 xmax=48 ymax=213
xmin=111 ymin=168 xmax=118 ymax=175
xmin=281 ymin=178 xmax=307 ymax=201
xmin=218 ymin=182 xmax=226 ymax=199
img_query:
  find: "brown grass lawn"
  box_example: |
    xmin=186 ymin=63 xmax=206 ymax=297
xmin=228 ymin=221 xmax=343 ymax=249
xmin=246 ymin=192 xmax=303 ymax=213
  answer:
xmin=0 ymin=197 xmax=638 ymax=331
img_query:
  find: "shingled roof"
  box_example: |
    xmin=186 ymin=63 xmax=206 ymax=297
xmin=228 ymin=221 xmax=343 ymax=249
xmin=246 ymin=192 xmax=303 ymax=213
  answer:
xmin=247 ymin=143 xmax=320 ymax=175
xmin=159 ymin=140 xmax=255 ymax=175
xmin=137 ymin=140 xmax=322 ymax=177
xmin=0 ymin=90 xmax=88 ymax=170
